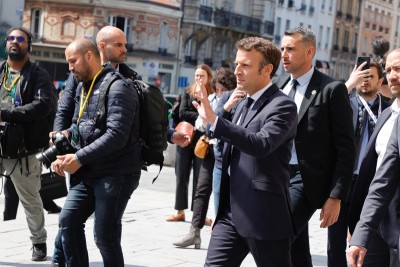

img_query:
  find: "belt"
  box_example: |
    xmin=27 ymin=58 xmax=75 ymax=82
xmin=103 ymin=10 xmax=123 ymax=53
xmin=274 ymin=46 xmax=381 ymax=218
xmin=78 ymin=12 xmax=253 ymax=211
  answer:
xmin=290 ymin=164 xmax=300 ymax=174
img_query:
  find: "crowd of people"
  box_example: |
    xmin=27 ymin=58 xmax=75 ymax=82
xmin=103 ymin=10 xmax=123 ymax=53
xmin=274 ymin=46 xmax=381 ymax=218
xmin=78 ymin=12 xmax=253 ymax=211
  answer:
xmin=1 ymin=24 xmax=400 ymax=267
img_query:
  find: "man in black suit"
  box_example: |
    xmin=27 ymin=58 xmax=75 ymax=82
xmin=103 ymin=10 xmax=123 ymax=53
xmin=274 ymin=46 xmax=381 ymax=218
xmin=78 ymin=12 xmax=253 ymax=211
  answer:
xmin=194 ymin=37 xmax=298 ymax=266
xmin=328 ymin=61 xmax=391 ymax=266
xmin=275 ymin=27 xmax=355 ymax=266
xmin=347 ymin=48 xmax=400 ymax=267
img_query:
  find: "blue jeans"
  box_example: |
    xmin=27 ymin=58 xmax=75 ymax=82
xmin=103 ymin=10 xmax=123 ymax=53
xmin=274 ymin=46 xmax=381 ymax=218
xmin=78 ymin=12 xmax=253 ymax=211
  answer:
xmin=57 ymin=172 xmax=140 ymax=267
xmin=212 ymin=166 xmax=222 ymax=215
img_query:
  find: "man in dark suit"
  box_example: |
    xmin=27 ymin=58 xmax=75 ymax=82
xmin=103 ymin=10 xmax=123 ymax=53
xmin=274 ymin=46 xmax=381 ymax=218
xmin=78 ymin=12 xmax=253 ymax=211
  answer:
xmin=347 ymin=48 xmax=400 ymax=267
xmin=193 ymin=37 xmax=298 ymax=266
xmin=275 ymin=27 xmax=355 ymax=266
xmin=328 ymin=61 xmax=391 ymax=266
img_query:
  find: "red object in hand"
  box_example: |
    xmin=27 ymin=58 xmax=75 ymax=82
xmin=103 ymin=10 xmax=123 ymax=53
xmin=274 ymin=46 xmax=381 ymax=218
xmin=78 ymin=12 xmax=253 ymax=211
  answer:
xmin=175 ymin=121 xmax=195 ymax=141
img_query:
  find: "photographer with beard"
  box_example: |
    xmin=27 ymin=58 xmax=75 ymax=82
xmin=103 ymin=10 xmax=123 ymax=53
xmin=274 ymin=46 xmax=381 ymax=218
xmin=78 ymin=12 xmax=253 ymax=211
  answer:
xmin=0 ymin=27 xmax=56 ymax=261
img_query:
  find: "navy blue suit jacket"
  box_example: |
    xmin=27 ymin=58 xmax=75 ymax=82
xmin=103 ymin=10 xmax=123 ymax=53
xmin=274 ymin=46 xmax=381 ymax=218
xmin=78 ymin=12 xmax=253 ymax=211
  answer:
xmin=214 ymin=83 xmax=298 ymax=240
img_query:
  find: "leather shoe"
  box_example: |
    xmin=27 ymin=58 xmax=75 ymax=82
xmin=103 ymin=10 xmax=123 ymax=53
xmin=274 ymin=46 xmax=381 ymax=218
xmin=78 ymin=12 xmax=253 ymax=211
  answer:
xmin=204 ymin=217 xmax=212 ymax=226
xmin=166 ymin=213 xmax=185 ymax=222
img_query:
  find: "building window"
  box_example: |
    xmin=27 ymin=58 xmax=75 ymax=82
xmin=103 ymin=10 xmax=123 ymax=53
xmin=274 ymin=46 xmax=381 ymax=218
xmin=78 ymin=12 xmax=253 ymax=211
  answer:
xmin=62 ymin=19 xmax=75 ymax=37
xmin=362 ymin=37 xmax=367 ymax=54
xmin=159 ymin=22 xmax=168 ymax=50
xmin=109 ymin=16 xmax=131 ymax=42
xmin=31 ymin=8 xmax=43 ymax=40
xmin=276 ymin=17 xmax=281 ymax=34
xmin=325 ymin=27 xmax=330 ymax=49
xmin=318 ymin=26 xmax=323 ymax=49
xmin=285 ymin=19 xmax=290 ymax=31
xmin=335 ymin=28 xmax=339 ymax=46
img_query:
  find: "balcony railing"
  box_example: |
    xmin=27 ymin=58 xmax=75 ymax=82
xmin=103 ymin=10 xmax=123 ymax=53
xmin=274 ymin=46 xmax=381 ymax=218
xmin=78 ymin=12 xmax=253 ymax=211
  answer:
xmin=204 ymin=58 xmax=213 ymax=67
xmin=184 ymin=56 xmax=197 ymax=66
xmin=264 ymin=20 xmax=274 ymax=35
xmin=309 ymin=6 xmax=315 ymax=15
xmin=214 ymin=9 xmax=261 ymax=33
xmin=199 ymin=5 xmax=213 ymax=22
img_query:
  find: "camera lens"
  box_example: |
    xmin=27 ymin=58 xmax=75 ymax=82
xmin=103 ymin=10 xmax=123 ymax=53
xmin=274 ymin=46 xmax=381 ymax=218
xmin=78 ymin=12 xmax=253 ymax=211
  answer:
xmin=36 ymin=145 xmax=59 ymax=168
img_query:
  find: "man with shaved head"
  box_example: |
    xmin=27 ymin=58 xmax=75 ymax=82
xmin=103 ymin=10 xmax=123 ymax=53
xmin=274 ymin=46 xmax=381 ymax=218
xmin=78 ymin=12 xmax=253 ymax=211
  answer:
xmin=53 ymin=26 xmax=140 ymax=131
xmin=51 ymin=37 xmax=142 ymax=266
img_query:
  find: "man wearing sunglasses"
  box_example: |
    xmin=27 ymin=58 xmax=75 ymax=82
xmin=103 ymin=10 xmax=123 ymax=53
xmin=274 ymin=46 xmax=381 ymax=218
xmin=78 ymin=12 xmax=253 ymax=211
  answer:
xmin=0 ymin=27 xmax=57 ymax=261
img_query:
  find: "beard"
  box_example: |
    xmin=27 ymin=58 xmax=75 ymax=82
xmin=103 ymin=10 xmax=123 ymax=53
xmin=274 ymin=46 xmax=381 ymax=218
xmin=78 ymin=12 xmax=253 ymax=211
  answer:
xmin=105 ymin=50 xmax=125 ymax=64
xmin=7 ymin=46 xmax=28 ymax=61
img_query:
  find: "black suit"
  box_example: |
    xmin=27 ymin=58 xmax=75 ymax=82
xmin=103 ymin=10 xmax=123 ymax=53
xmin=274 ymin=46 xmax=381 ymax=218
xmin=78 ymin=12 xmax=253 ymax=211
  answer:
xmin=350 ymin=114 xmax=400 ymax=264
xmin=205 ymin=84 xmax=298 ymax=266
xmin=328 ymin=95 xmax=391 ymax=266
xmin=275 ymin=68 xmax=355 ymax=266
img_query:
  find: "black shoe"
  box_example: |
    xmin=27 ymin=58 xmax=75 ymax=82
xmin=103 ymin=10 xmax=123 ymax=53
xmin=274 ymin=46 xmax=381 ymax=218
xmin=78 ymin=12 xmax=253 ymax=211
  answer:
xmin=51 ymin=261 xmax=66 ymax=267
xmin=47 ymin=206 xmax=62 ymax=214
xmin=31 ymin=243 xmax=47 ymax=261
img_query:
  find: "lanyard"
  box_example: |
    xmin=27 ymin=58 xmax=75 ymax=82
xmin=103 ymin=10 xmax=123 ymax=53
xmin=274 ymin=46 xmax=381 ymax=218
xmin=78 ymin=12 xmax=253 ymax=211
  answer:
xmin=78 ymin=68 xmax=104 ymax=123
xmin=358 ymin=94 xmax=382 ymax=124
xmin=2 ymin=64 xmax=21 ymax=94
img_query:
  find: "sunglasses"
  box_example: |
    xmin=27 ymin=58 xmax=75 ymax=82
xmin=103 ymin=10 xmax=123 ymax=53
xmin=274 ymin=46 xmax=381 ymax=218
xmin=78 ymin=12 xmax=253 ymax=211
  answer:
xmin=6 ymin=36 xmax=26 ymax=43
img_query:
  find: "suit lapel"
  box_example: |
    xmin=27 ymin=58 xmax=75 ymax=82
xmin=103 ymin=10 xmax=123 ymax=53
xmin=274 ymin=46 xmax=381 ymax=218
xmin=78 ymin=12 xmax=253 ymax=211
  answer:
xmin=298 ymin=69 xmax=321 ymax=122
xmin=350 ymin=96 xmax=359 ymax=128
xmin=242 ymin=84 xmax=279 ymax=126
xmin=365 ymin=108 xmax=392 ymax=154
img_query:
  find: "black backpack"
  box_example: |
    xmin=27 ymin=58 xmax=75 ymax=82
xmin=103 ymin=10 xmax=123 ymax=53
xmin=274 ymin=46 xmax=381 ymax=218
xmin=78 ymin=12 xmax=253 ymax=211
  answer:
xmin=96 ymin=72 xmax=169 ymax=182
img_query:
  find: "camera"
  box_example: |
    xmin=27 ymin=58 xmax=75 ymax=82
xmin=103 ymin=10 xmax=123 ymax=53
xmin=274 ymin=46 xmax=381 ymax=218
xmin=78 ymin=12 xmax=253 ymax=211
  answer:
xmin=36 ymin=132 xmax=76 ymax=168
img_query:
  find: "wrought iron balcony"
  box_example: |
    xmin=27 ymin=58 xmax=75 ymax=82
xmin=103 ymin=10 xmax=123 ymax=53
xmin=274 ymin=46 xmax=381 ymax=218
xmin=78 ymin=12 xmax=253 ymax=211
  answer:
xmin=214 ymin=9 xmax=261 ymax=33
xmin=199 ymin=5 xmax=213 ymax=22
xmin=264 ymin=20 xmax=274 ymax=35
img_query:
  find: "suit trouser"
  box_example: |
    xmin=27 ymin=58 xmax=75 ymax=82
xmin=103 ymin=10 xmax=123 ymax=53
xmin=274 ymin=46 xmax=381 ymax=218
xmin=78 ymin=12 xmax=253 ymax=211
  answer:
xmin=191 ymin=147 xmax=214 ymax=229
xmin=289 ymin=171 xmax=316 ymax=267
xmin=174 ymin=145 xmax=202 ymax=211
xmin=205 ymin=210 xmax=292 ymax=267
xmin=327 ymin=176 xmax=357 ymax=266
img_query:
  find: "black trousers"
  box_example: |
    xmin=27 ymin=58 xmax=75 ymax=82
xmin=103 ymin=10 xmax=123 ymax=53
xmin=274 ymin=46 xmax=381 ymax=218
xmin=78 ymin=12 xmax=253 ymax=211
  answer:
xmin=205 ymin=210 xmax=292 ymax=267
xmin=328 ymin=175 xmax=391 ymax=266
xmin=191 ymin=146 xmax=214 ymax=229
xmin=174 ymin=145 xmax=202 ymax=211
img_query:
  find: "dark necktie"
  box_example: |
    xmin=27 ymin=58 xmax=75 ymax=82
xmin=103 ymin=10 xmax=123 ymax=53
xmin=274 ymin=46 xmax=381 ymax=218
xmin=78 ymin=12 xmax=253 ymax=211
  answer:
xmin=239 ymin=97 xmax=254 ymax=126
xmin=355 ymin=104 xmax=366 ymax=145
xmin=288 ymin=79 xmax=299 ymax=99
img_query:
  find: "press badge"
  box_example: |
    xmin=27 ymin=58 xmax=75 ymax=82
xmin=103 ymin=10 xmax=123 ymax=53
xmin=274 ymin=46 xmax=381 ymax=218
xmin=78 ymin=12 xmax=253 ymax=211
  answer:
xmin=70 ymin=124 xmax=79 ymax=148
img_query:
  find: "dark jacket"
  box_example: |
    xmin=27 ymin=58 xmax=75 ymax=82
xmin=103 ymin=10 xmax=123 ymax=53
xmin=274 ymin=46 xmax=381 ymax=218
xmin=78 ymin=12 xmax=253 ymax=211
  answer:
xmin=71 ymin=64 xmax=141 ymax=180
xmin=54 ymin=63 xmax=140 ymax=131
xmin=275 ymin=68 xmax=355 ymax=208
xmin=0 ymin=60 xmax=56 ymax=155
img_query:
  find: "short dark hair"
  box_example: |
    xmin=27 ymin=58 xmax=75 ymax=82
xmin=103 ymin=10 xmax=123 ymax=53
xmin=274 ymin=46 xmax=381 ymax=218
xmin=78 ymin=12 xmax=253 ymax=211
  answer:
xmin=6 ymin=27 xmax=33 ymax=45
xmin=235 ymin=37 xmax=281 ymax=78
xmin=370 ymin=61 xmax=384 ymax=79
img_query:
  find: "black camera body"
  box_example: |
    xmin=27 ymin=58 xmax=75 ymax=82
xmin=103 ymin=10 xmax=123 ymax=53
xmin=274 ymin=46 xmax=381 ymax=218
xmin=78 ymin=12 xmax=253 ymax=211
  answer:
xmin=36 ymin=132 xmax=76 ymax=168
